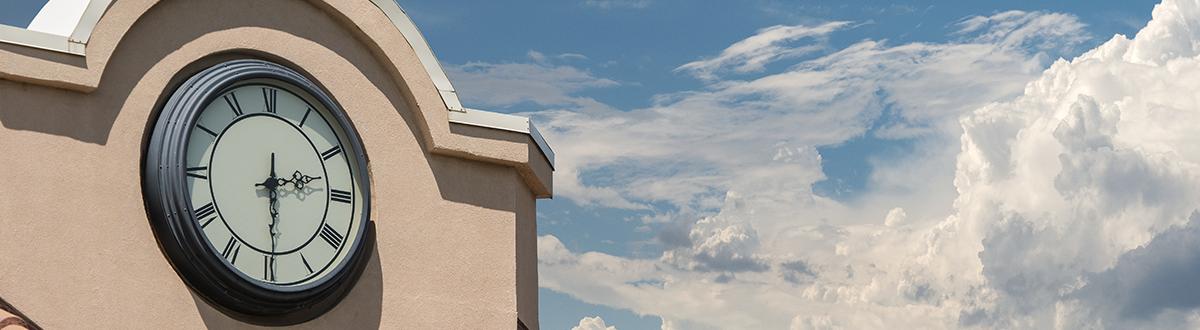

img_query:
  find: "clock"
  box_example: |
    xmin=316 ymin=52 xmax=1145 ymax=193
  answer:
xmin=143 ymin=59 xmax=374 ymax=325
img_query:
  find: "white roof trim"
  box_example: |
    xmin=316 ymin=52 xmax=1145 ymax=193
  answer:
xmin=450 ymin=109 xmax=556 ymax=168
xmin=0 ymin=0 xmax=110 ymax=55
xmin=368 ymin=0 xmax=464 ymax=113
xmin=28 ymin=0 xmax=91 ymax=37
xmin=369 ymin=1 xmax=553 ymax=167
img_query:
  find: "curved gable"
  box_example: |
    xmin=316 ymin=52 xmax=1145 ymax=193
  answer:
xmin=0 ymin=0 xmax=551 ymax=196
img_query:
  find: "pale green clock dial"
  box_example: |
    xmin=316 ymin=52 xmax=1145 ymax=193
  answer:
xmin=183 ymin=80 xmax=365 ymax=287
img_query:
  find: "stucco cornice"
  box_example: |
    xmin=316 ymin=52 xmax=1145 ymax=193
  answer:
xmin=0 ymin=0 xmax=552 ymax=198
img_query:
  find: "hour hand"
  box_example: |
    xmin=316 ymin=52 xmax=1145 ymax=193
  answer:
xmin=255 ymin=153 xmax=284 ymax=190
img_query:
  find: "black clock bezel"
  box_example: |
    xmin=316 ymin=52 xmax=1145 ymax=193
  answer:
xmin=143 ymin=59 xmax=374 ymax=325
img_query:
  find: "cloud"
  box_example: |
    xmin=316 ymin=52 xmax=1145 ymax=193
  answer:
xmin=1068 ymin=212 xmax=1200 ymax=326
xmin=583 ymin=0 xmax=650 ymax=10
xmin=445 ymin=59 xmax=618 ymax=113
xmin=531 ymin=6 xmax=1174 ymax=327
xmin=660 ymin=193 xmax=771 ymax=273
xmin=523 ymin=9 xmax=1083 ymax=215
xmin=883 ymin=207 xmax=906 ymax=227
xmin=676 ymin=22 xmax=852 ymax=80
xmin=955 ymin=10 xmax=1089 ymax=53
xmin=516 ymin=8 xmax=1112 ymax=328
xmin=455 ymin=2 xmax=1200 ymax=327
xmin=573 ymin=316 xmax=618 ymax=330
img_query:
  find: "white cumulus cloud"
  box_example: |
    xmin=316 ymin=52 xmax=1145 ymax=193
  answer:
xmin=573 ymin=316 xmax=618 ymax=330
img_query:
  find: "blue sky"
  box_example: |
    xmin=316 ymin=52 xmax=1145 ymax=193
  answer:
xmin=13 ymin=1 xmax=1200 ymax=328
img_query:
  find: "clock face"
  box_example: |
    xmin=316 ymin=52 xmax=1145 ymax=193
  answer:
xmin=183 ymin=80 xmax=365 ymax=288
xmin=146 ymin=60 xmax=372 ymax=323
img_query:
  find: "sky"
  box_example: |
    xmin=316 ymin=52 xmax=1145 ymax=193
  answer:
xmin=13 ymin=0 xmax=1200 ymax=329
xmin=398 ymin=1 xmax=1179 ymax=328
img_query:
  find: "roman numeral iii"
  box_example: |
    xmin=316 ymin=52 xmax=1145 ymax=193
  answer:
xmin=330 ymin=189 xmax=352 ymax=204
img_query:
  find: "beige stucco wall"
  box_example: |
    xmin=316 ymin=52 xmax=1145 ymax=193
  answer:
xmin=0 ymin=0 xmax=547 ymax=328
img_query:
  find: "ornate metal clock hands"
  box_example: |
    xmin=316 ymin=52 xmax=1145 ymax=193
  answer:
xmin=252 ymin=153 xmax=324 ymax=245
xmin=282 ymin=170 xmax=321 ymax=190
xmin=254 ymin=153 xmax=282 ymax=278
xmin=252 ymin=153 xmax=324 ymax=282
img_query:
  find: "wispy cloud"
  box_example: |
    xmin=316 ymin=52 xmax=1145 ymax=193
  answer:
xmin=955 ymin=10 xmax=1089 ymax=53
xmin=446 ymin=55 xmax=619 ymax=113
xmin=675 ymin=21 xmax=852 ymax=81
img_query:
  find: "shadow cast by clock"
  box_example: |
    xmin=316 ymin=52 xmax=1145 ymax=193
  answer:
xmin=190 ymin=243 xmax=383 ymax=329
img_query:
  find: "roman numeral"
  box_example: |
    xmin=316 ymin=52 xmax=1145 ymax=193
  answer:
xmin=330 ymin=189 xmax=352 ymax=204
xmin=299 ymin=107 xmax=312 ymax=127
xmin=223 ymin=93 xmax=243 ymax=116
xmin=186 ymin=166 xmax=207 ymax=180
xmin=264 ymin=255 xmax=276 ymax=281
xmin=301 ymin=253 xmax=314 ymax=274
xmin=262 ymin=88 xmax=277 ymax=113
xmin=222 ymin=238 xmax=240 ymax=263
xmin=194 ymin=202 xmax=216 ymax=222
xmin=196 ymin=124 xmax=218 ymax=137
xmin=321 ymin=145 xmax=342 ymax=161
xmin=319 ymin=224 xmax=344 ymax=249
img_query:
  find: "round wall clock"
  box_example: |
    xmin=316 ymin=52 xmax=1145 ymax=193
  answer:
xmin=143 ymin=59 xmax=374 ymax=325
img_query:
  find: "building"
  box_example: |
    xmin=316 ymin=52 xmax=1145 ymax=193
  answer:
xmin=0 ymin=0 xmax=553 ymax=328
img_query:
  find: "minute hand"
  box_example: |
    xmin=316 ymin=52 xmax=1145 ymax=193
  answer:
xmin=253 ymin=154 xmax=283 ymax=249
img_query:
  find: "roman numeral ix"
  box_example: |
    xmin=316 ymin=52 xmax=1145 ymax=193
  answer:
xmin=319 ymin=224 xmax=344 ymax=249
xmin=195 ymin=202 xmax=217 ymax=228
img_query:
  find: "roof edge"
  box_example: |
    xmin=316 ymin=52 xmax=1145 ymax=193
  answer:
xmin=0 ymin=0 xmax=111 ymax=55
xmin=368 ymin=0 xmax=464 ymax=113
xmin=450 ymin=109 xmax=556 ymax=169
